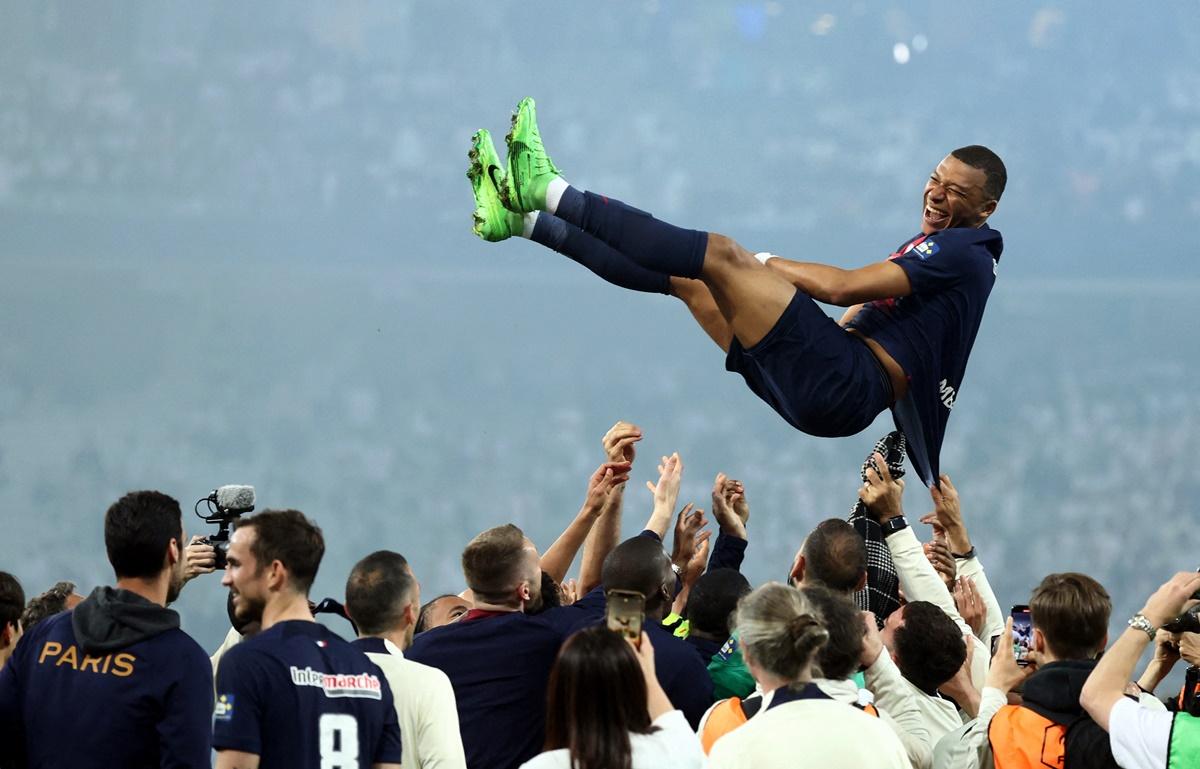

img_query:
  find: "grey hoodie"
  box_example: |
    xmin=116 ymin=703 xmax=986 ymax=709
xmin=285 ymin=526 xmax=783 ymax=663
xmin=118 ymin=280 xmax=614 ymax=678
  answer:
xmin=71 ymin=585 xmax=180 ymax=653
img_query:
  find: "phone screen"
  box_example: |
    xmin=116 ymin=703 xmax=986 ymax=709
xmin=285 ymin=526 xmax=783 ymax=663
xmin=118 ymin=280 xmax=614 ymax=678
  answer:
xmin=1011 ymin=605 xmax=1033 ymax=666
xmin=606 ymin=589 xmax=645 ymax=646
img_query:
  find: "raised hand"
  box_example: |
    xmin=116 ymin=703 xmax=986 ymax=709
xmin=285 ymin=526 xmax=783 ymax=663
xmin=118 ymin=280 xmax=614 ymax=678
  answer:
xmin=683 ymin=530 xmax=713 ymax=588
xmin=671 ymin=504 xmax=709 ymax=572
xmin=986 ymin=617 xmax=1036 ymax=694
xmin=558 ymin=578 xmax=580 ymax=606
xmin=860 ymin=611 xmax=884 ymax=667
xmin=584 ymin=461 xmax=633 ymax=514
xmin=953 ymin=576 xmax=986 ymax=639
xmin=602 ymin=421 xmax=642 ymax=464
xmin=1139 ymin=571 xmax=1200 ymax=627
xmin=646 ymin=452 xmax=683 ymax=513
xmin=860 ymin=451 xmax=904 ymax=523
xmin=924 ymin=537 xmax=956 ymax=589
xmin=926 ymin=474 xmax=971 ymax=554
xmin=711 ymin=473 xmax=748 ymax=540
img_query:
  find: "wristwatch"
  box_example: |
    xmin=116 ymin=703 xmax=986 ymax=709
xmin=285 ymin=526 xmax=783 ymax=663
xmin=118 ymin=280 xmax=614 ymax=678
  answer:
xmin=880 ymin=515 xmax=909 ymax=538
xmin=1128 ymin=613 xmax=1157 ymax=642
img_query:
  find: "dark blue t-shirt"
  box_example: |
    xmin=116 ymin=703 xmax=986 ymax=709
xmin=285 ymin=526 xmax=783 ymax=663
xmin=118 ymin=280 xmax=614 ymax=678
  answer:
xmin=213 ymin=620 xmax=403 ymax=769
xmin=405 ymin=590 xmax=603 ymax=769
xmin=847 ymin=225 xmax=1002 ymax=483
xmin=0 ymin=610 xmax=213 ymax=769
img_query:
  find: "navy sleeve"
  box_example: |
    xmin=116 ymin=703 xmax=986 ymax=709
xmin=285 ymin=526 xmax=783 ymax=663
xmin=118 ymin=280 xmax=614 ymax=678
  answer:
xmin=373 ymin=672 xmax=404 ymax=764
xmin=212 ymin=645 xmax=271 ymax=755
xmin=706 ymin=533 xmax=747 ymax=572
xmin=894 ymin=234 xmax=981 ymax=294
xmin=157 ymin=639 xmax=214 ymax=769
xmin=0 ymin=640 xmax=26 ymax=768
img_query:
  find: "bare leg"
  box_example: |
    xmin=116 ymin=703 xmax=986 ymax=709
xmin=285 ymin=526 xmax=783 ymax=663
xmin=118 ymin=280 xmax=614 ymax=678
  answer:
xmin=669 ymin=277 xmax=733 ymax=352
xmin=698 ymin=233 xmax=798 ymax=349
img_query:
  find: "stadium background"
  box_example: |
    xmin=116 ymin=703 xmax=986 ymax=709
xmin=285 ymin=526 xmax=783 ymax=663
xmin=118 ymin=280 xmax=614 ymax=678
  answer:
xmin=0 ymin=2 xmax=1196 ymax=691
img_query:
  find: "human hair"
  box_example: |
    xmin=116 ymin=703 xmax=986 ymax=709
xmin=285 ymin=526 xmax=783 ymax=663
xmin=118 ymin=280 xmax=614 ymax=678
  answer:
xmin=798 ymin=584 xmax=865 ymax=680
xmin=531 ymin=570 xmax=562 ymax=614
xmin=735 ymin=582 xmax=829 ymax=681
xmin=802 ymin=519 xmax=867 ymax=593
xmin=892 ymin=601 xmax=966 ymax=693
xmin=20 ymin=581 xmax=75 ymax=631
xmin=1030 ymin=572 xmax=1112 ymax=660
xmin=233 ymin=509 xmax=325 ymax=595
xmin=601 ymin=537 xmax=673 ymax=617
xmin=415 ymin=594 xmax=461 ymax=635
xmin=345 ymin=551 xmax=414 ymax=636
xmin=104 ymin=491 xmax=183 ymax=579
xmin=950 ymin=145 xmax=1007 ymax=201
xmin=0 ymin=572 xmax=24 ymax=631
xmin=685 ymin=568 xmax=751 ymax=638
xmin=543 ymin=626 xmax=655 ymax=769
xmin=462 ymin=524 xmax=533 ymax=605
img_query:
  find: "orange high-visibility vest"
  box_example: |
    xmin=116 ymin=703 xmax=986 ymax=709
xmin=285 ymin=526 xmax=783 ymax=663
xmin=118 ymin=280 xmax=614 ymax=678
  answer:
xmin=988 ymin=704 xmax=1066 ymax=769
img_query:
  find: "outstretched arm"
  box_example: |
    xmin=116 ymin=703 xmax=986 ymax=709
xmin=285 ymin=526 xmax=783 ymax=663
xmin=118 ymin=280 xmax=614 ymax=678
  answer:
xmin=766 ymin=258 xmax=912 ymax=306
xmin=578 ymin=421 xmax=642 ymax=593
xmin=540 ymin=460 xmax=631 ymax=583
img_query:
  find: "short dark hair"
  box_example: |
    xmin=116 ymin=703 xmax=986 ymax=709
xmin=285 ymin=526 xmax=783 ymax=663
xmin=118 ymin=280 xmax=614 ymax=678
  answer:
xmin=799 ymin=584 xmax=865 ymax=681
xmin=461 ymin=524 xmax=530 ymax=605
xmin=601 ymin=537 xmax=673 ymax=616
xmin=893 ymin=601 xmax=966 ymax=693
xmin=802 ymin=519 xmax=867 ymax=594
xmin=685 ymin=569 xmax=751 ymax=638
xmin=104 ymin=491 xmax=183 ymax=579
xmin=1030 ymin=572 xmax=1111 ymax=660
xmin=950 ymin=145 xmax=1006 ymax=201
xmin=544 ymin=627 xmax=655 ymax=769
xmin=0 ymin=572 xmax=24 ymax=631
xmin=20 ymin=581 xmax=75 ymax=631
xmin=345 ymin=551 xmax=415 ymax=636
xmin=234 ymin=509 xmax=325 ymax=595
xmin=415 ymin=594 xmax=461 ymax=635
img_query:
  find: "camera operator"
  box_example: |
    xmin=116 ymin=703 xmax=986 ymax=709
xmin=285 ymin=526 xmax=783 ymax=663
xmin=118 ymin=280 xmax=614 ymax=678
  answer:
xmin=0 ymin=491 xmax=213 ymax=769
xmin=1081 ymin=571 xmax=1200 ymax=769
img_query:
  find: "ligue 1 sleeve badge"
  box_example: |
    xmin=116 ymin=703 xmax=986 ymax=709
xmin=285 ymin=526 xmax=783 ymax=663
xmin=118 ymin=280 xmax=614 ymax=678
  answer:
xmin=215 ymin=694 xmax=235 ymax=721
xmin=914 ymin=240 xmax=940 ymax=259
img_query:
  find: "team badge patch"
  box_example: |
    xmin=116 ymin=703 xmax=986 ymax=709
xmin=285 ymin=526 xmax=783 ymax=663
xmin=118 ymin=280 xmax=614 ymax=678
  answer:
xmin=913 ymin=240 xmax=940 ymax=258
xmin=215 ymin=694 xmax=235 ymax=721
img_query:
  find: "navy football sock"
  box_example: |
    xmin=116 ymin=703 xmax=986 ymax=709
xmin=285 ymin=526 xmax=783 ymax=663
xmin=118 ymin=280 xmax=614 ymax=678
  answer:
xmin=554 ymin=186 xmax=707 ymax=279
xmin=531 ymin=213 xmax=671 ymax=295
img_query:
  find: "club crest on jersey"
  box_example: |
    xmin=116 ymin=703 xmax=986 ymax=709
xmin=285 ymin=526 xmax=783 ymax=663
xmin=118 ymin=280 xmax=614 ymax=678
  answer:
xmin=914 ymin=240 xmax=940 ymax=259
xmin=215 ymin=694 xmax=235 ymax=721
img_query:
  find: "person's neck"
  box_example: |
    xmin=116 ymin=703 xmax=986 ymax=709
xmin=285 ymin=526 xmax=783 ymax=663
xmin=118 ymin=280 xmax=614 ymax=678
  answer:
xmin=471 ymin=599 xmax=521 ymax=614
xmin=261 ymin=592 xmax=315 ymax=632
xmin=363 ymin=627 xmax=412 ymax=653
xmin=0 ymin=645 xmax=13 ymax=669
xmin=115 ymin=574 xmax=170 ymax=607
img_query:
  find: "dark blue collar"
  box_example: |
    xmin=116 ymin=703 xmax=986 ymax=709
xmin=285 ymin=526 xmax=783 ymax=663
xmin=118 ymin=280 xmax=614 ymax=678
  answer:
xmin=766 ymin=682 xmax=833 ymax=711
xmin=351 ymin=636 xmax=392 ymax=655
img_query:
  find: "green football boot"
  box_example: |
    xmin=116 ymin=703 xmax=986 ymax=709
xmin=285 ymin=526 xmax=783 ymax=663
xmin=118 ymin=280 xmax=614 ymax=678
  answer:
xmin=467 ymin=128 xmax=522 ymax=242
xmin=503 ymin=97 xmax=562 ymax=213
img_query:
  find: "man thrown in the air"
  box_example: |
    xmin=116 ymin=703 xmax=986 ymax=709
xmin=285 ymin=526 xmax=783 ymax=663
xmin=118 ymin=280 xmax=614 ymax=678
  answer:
xmin=468 ymin=98 xmax=1005 ymax=486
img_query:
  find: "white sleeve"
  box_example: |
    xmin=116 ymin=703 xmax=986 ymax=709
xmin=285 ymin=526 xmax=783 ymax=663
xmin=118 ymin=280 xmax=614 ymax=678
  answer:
xmin=867 ymin=653 xmax=934 ymax=769
xmin=931 ymin=687 xmax=1006 ymax=769
xmin=1107 ymin=698 xmax=1172 ymax=769
xmin=887 ymin=528 xmax=988 ymax=691
xmin=648 ymin=710 xmax=707 ymax=768
xmin=415 ymin=668 xmax=469 ymax=769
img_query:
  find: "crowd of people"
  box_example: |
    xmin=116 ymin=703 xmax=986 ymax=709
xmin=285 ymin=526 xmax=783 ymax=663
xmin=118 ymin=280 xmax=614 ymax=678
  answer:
xmin=1 ymin=419 xmax=1198 ymax=769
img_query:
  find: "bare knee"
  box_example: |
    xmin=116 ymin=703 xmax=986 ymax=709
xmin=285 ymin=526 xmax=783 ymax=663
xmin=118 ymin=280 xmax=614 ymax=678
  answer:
xmin=703 ymin=233 xmax=758 ymax=273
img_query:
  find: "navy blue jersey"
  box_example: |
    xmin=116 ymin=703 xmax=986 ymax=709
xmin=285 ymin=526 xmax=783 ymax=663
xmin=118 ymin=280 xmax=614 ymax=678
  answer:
xmin=847 ymin=225 xmax=1002 ymax=483
xmin=0 ymin=606 xmax=213 ymax=769
xmin=213 ymin=620 xmax=403 ymax=769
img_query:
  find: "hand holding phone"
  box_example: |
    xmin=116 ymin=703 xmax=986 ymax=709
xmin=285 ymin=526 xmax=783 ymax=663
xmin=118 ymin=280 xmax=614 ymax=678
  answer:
xmin=606 ymin=589 xmax=645 ymax=648
xmin=1010 ymin=605 xmax=1033 ymax=667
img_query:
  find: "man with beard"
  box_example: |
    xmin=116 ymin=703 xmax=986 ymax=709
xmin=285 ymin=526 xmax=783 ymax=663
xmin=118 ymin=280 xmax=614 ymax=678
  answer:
xmin=0 ymin=490 xmax=213 ymax=769
xmin=468 ymin=99 xmax=1006 ymax=485
xmin=215 ymin=509 xmax=403 ymax=769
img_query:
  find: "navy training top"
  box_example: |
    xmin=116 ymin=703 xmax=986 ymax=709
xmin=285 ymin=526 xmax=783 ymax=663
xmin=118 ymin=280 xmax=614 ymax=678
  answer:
xmin=213 ymin=620 xmax=403 ymax=769
xmin=847 ymin=225 xmax=1002 ymax=483
xmin=0 ymin=605 xmax=213 ymax=769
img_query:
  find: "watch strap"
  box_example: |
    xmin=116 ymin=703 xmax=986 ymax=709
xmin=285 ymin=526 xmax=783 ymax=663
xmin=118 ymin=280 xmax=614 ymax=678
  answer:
xmin=880 ymin=516 xmax=909 ymax=538
xmin=1128 ymin=613 xmax=1157 ymax=642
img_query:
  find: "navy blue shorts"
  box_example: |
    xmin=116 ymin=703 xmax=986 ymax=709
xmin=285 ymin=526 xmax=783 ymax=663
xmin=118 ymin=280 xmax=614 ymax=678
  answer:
xmin=725 ymin=291 xmax=892 ymax=438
